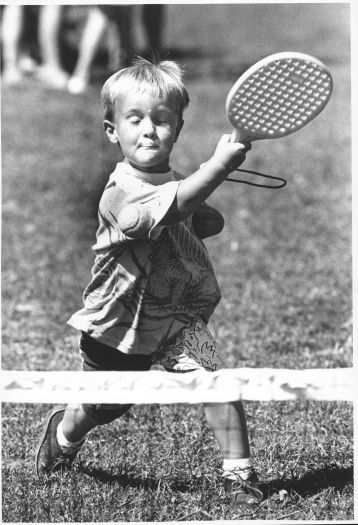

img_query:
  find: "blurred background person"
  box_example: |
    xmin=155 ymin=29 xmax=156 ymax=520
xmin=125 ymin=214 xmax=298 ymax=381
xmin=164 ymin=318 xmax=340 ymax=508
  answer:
xmin=68 ymin=4 xmax=164 ymax=95
xmin=1 ymin=4 xmax=68 ymax=88
xmin=1 ymin=5 xmax=37 ymax=84
xmin=36 ymin=4 xmax=69 ymax=88
xmin=141 ymin=4 xmax=164 ymax=60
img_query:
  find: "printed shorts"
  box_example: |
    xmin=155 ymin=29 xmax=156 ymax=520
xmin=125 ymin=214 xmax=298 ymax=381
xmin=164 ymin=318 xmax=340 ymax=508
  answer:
xmin=154 ymin=319 xmax=225 ymax=372
xmin=79 ymin=320 xmax=225 ymax=423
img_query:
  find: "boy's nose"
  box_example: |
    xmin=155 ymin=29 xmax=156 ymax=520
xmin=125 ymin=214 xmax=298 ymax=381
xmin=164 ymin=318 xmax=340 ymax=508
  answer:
xmin=142 ymin=117 xmax=156 ymax=136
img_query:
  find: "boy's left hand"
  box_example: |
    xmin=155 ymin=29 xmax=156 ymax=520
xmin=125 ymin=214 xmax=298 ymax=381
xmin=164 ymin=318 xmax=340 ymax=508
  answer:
xmin=192 ymin=203 xmax=224 ymax=239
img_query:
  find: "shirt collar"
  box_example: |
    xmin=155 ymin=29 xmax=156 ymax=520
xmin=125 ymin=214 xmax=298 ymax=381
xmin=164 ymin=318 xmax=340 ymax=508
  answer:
xmin=119 ymin=161 xmax=177 ymax=186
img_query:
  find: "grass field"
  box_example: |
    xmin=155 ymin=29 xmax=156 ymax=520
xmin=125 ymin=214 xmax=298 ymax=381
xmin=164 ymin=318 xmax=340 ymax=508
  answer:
xmin=1 ymin=3 xmax=353 ymax=522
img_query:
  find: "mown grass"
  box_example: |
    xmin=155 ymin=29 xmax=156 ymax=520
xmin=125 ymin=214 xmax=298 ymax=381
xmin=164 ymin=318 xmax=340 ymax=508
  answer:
xmin=1 ymin=3 xmax=353 ymax=522
xmin=2 ymin=401 xmax=353 ymax=522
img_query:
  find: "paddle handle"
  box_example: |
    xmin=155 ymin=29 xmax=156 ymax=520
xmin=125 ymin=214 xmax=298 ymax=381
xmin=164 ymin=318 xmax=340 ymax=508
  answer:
xmin=230 ymin=128 xmax=251 ymax=143
xmin=230 ymin=129 xmax=240 ymax=142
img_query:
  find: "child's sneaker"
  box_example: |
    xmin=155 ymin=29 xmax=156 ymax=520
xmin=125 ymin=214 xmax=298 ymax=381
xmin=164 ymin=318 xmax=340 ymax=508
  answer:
xmin=35 ymin=406 xmax=81 ymax=478
xmin=224 ymin=471 xmax=264 ymax=509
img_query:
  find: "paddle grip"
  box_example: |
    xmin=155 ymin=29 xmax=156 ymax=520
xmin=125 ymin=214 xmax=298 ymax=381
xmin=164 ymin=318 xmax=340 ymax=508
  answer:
xmin=231 ymin=128 xmax=251 ymax=143
xmin=230 ymin=129 xmax=240 ymax=143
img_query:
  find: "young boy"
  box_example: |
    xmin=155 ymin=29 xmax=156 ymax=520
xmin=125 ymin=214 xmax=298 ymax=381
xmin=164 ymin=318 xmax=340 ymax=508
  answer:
xmin=35 ymin=58 xmax=263 ymax=508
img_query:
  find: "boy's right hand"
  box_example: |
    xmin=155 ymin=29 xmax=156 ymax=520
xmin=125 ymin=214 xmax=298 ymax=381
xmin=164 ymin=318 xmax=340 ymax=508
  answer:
xmin=212 ymin=134 xmax=251 ymax=174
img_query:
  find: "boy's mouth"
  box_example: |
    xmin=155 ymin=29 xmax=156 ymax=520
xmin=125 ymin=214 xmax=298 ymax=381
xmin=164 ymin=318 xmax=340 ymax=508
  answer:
xmin=139 ymin=142 xmax=158 ymax=149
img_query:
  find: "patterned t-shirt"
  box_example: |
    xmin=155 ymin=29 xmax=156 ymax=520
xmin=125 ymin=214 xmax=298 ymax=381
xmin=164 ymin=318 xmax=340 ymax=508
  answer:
xmin=67 ymin=162 xmax=221 ymax=355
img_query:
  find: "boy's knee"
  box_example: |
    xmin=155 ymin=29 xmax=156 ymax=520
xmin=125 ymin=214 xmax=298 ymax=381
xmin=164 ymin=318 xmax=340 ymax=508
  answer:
xmin=66 ymin=403 xmax=98 ymax=425
xmin=81 ymin=403 xmax=132 ymax=424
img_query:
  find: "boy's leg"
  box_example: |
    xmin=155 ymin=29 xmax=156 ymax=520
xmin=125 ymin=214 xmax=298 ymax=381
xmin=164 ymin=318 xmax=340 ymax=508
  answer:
xmin=61 ymin=403 xmax=99 ymax=442
xmin=154 ymin=319 xmax=263 ymax=508
xmin=35 ymin=402 xmax=133 ymax=478
xmin=203 ymin=400 xmax=250 ymax=459
xmin=35 ymin=404 xmax=88 ymax=478
xmin=62 ymin=402 xmax=134 ymax=441
xmin=36 ymin=333 xmax=151 ymax=478
xmin=204 ymin=400 xmax=263 ymax=507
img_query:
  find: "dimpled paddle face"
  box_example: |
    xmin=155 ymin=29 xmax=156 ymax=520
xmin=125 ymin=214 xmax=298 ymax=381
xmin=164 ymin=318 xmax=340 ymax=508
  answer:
xmin=226 ymin=52 xmax=333 ymax=142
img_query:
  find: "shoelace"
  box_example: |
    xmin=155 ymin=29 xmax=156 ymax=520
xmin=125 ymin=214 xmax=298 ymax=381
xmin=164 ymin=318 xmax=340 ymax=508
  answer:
xmin=231 ymin=478 xmax=263 ymax=501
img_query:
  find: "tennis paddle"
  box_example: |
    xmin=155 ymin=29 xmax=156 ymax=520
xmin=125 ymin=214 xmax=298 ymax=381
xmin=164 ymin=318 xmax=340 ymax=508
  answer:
xmin=225 ymin=52 xmax=333 ymax=187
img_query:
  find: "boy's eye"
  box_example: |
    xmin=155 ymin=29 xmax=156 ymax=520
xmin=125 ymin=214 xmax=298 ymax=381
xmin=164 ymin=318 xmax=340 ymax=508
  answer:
xmin=129 ymin=116 xmax=141 ymax=125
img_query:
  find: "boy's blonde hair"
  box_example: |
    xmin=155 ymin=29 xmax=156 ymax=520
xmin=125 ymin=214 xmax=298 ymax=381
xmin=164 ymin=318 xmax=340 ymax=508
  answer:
xmin=101 ymin=57 xmax=190 ymax=122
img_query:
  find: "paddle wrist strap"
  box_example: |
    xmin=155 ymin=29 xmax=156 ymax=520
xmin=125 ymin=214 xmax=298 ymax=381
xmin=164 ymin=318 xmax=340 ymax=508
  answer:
xmin=226 ymin=168 xmax=287 ymax=189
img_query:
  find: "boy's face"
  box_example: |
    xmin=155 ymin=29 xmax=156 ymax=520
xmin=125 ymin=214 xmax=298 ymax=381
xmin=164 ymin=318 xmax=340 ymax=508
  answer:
xmin=105 ymin=91 xmax=183 ymax=173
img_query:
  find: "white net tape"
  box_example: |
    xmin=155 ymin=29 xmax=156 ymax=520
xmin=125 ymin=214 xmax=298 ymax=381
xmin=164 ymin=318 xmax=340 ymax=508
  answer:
xmin=1 ymin=368 xmax=354 ymax=404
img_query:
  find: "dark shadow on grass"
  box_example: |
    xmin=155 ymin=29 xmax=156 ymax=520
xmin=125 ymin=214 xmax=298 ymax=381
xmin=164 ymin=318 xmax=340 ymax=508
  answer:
xmin=80 ymin=464 xmax=198 ymax=493
xmin=261 ymin=465 xmax=353 ymax=499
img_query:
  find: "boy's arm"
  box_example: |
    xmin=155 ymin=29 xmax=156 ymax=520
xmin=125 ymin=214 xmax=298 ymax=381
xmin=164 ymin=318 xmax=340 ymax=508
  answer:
xmin=161 ymin=135 xmax=250 ymax=226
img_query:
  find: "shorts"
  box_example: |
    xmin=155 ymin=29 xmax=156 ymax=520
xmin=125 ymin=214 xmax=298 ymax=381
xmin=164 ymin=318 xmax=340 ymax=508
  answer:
xmin=79 ymin=319 xmax=225 ymax=423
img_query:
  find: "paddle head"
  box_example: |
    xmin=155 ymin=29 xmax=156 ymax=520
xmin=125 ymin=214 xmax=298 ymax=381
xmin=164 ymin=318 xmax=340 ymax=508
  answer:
xmin=226 ymin=52 xmax=333 ymax=143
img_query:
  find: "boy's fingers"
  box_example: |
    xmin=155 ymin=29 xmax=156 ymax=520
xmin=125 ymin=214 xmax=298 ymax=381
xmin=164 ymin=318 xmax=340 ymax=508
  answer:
xmin=218 ymin=135 xmax=251 ymax=152
xmin=236 ymin=141 xmax=252 ymax=152
xmin=218 ymin=134 xmax=232 ymax=145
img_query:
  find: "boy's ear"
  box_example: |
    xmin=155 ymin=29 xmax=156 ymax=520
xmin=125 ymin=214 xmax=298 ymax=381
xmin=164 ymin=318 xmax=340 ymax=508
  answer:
xmin=174 ymin=118 xmax=184 ymax=142
xmin=103 ymin=120 xmax=119 ymax=144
